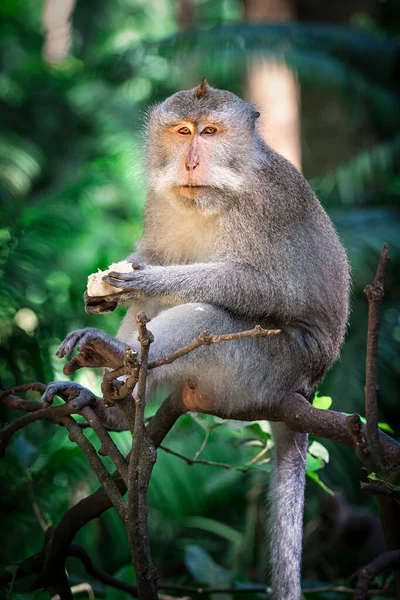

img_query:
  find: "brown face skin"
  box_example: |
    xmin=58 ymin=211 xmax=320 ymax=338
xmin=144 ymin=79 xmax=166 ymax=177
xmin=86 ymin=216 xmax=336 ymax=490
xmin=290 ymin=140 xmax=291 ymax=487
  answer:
xmin=166 ymin=120 xmax=223 ymax=201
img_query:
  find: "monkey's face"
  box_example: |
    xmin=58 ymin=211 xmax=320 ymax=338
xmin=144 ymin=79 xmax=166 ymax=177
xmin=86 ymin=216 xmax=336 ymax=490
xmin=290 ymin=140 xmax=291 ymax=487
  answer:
xmin=146 ymin=81 xmax=261 ymax=214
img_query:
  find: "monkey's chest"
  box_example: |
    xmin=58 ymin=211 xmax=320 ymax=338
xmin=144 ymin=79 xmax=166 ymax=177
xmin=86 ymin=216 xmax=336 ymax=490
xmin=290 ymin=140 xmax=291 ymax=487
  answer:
xmin=152 ymin=221 xmax=220 ymax=264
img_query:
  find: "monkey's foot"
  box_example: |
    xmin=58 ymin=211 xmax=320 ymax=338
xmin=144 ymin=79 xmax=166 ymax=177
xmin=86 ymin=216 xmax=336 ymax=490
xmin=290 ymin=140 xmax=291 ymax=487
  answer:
xmin=56 ymin=328 xmax=126 ymax=375
xmin=42 ymin=381 xmax=98 ymax=410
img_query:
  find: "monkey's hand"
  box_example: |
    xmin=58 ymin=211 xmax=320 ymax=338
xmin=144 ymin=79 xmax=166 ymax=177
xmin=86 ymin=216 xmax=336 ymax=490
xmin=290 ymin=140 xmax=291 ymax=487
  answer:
xmin=102 ymin=264 xmax=151 ymax=296
xmin=56 ymin=328 xmax=125 ymax=375
xmin=42 ymin=381 xmax=98 ymax=410
xmin=84 ymin=291 xmax=118 ymax=315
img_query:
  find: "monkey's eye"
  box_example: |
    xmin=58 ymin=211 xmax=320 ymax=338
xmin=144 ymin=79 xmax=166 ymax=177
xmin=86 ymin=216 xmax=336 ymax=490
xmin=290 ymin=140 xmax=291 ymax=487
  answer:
xmin=177 ymin=127 xmax=191 ymax=135
xmin=202 ymin=126 xmax=217 ymax=135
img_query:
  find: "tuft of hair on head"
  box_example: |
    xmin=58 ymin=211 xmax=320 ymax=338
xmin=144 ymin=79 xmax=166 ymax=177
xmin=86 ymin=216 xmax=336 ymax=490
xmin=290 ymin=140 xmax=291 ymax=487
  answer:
xmin=194 ymin=78 xmax=211 ymax=98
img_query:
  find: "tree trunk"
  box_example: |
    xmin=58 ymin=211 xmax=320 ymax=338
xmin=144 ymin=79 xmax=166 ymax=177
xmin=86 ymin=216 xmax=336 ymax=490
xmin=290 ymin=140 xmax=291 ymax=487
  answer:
xmin=243 ymin=0 xmax=302 ymax=171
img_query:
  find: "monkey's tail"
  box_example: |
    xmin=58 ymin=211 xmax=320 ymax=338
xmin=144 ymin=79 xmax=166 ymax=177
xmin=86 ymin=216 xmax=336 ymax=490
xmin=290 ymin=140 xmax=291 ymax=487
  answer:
xmin=268 ymin=422 xmax=308 ymax=600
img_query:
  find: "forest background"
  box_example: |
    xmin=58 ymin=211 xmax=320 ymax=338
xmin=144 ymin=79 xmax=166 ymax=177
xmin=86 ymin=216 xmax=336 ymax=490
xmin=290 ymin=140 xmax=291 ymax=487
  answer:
xmin=1 ymin=0 xmax=400 ymax=598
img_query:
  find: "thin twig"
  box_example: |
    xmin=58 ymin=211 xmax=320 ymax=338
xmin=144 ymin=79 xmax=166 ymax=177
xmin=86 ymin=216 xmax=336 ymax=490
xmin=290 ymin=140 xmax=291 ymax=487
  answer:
xmin=354 ymin=549 xmax=400 ymax=599
xmin=61 ymin=416 xmax=126 ymax=522
xmin=80 ymin=406 xmax=129 ymax=486
xmin=159 ymin=444 xmax=250 ymax=471
xmin=0 ymin=382 xmax=47 ymax=400
xmin=148 ymin=325 xmax=280 ymax=370
xmin=69 ymin=544 xmax=138 ymax=596
xmin=1 ymin=394 xmax=46 ymax=412
xmin=363 ymin=243 xmax=389 ymax=472
xmin=361 ymin=482 xmax=400 ymax=501
xmin=193 ymin=423 xmax=220 ymax=461
xmin=159 ymin=582 xmax=389 ymax=595
xmin=0 ymin=403 xmax=72 ymax=455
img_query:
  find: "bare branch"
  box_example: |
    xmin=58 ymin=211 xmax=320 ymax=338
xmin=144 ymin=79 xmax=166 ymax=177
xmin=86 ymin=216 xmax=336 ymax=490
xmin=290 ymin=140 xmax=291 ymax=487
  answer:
xmin=354 ymin=550 xmax=400 ymax=599
xmin=0 ymin=403 xmax=72 ymax=455
xmin=69 ymin=544 xmax=138 ymax=596
xmin=363 ymin=243 xmax=389 ymax=472
xmin=1 ymin=394 xmax=47 ymax=412
xmin=0 ymin=382 xmax=47 ymax=400
xmin=159 ymin=444 xmax=251 ymax=471
xmin=125 ymin=312 xmax=158 ymax=600
xmin=158 ymin=582 xmax=389 ymax=595
xmin=61 ymin=416 xmax=126 ymax=522
xmin=148 ymin=325 xmax=280 ymax=369
xmin=254 ymin=394 xmax=400 ymax=469
xmin=361 ymin=482 xmax=400 ymax=501
xmin=80 ymin=406 xmax=129 ymax=486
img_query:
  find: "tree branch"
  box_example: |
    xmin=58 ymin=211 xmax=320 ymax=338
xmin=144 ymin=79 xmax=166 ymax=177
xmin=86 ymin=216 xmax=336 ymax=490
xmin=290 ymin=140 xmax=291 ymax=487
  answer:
xmin=360 ymin=482 xmax=400 ymax=501
xmin=159 ymin=444 xmax=251 ymax=472
xmin=363 ymin=243 xmax=388 ymax=472
xmin=69 ymin=543 xmax=138 ymax=596
xmin=80 ymin=406 xmax=129 ymax=486
xmin=0 ymin=382 xmax=47 ymax=400
xmin=60 ymin=416 xmax=126 ymax=522
xmin=354 ymin=550 xmax=400 ymax=599
xmin=148 ymin=325 xmax=280 ymax=370
xmin=23 ymin=394 xmax=184 ymax=592
xmin=125 ymin=312 xmax=158 ymax=600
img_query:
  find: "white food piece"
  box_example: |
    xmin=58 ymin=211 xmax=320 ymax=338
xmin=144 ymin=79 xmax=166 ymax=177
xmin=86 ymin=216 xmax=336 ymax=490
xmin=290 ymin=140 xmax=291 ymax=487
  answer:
xmin=87 ymin=261 xmax=133 ymax=297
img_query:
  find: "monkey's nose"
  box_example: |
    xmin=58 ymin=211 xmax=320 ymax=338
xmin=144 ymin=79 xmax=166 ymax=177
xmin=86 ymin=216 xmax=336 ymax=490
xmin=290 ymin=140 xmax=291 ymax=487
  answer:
xmin=185 ymin=159 xmax=199 ymax=172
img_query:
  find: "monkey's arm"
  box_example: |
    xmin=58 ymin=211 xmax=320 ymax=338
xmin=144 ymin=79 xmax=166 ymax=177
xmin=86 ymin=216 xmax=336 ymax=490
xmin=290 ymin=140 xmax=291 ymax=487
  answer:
xmin=103 ymin=262 xmax=297 ymax=319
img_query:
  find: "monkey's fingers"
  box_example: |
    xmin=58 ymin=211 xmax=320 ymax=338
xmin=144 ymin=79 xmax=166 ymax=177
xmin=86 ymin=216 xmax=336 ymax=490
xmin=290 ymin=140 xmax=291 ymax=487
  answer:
xmin=42 ymin=381 xmax=75 ymax=405
xmin=84 ymin=291 xmax=118 ymax=314
xmin=56 ymin=329 xmax=89 ymax=358
xmin=103 ymin=273 xmax=136 ymax=290
xmin=42 ymin=381 xmax=96 ymax=410
xmin=63 ymin=353 xmax=93 ymax=375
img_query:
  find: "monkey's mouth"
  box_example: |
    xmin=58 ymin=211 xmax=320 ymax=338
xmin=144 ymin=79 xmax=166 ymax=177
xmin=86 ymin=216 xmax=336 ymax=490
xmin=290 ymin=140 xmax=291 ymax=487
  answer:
xmin=177 ymin=185 xmax=211 ymax=199
xmin=180 ymin=184 xmax=209 ymax=189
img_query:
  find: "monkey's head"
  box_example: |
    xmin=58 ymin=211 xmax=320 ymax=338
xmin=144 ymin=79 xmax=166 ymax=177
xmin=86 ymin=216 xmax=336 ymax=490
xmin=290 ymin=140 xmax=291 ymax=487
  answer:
xmin=146 ymin=80 xmax=261 ymax=213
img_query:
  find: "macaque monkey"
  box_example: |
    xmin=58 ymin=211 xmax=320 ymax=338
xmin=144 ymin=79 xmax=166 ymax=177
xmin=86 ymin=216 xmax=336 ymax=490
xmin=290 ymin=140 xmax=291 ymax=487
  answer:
xmin=55 ymin=80 xmax=349 ymax=599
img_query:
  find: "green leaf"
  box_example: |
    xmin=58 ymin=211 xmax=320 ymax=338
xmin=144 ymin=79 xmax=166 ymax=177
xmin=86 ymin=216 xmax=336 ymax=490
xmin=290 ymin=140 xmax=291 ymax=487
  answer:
xmin=312 ymin=394 xmax=333 ymax=410
xmin=308 ymin=441 xmax=330 ymax=464
xmin=377 ymin=422 xmax=395 ymax=434
xmin=306 ymin=454 xmax=324 ymax=473
xmin=307 ymin=472 xmax=335 ymax=496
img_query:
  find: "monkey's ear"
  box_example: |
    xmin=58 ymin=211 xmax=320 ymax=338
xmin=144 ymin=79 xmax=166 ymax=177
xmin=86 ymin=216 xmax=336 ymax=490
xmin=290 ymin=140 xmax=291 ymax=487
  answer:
xmin=253 ymin=110 xmax=261 ymax=120
xmin=194 ymin=78 xmax=210 ymax=98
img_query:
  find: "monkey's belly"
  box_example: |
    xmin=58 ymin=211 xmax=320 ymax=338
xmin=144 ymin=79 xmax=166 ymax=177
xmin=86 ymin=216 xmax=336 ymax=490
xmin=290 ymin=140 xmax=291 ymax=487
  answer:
xmin=117 ymin=299 xmax=173 ymax=345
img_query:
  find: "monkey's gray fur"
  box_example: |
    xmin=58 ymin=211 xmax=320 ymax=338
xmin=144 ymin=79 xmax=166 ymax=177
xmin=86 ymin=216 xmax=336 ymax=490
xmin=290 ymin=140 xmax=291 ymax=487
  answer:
xmin=57 ymin=80 xmax=350 ymax=599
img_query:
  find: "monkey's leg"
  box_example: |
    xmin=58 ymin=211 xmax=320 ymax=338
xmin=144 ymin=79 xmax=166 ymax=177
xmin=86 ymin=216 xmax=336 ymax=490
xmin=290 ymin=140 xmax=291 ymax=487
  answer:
xmin=118 ymin=302 xmax=295 ymax=417
xmin=118 ymin=303 xmax=259 ymax=406
xmin=268 ymin=422 xmax=307 ymax=600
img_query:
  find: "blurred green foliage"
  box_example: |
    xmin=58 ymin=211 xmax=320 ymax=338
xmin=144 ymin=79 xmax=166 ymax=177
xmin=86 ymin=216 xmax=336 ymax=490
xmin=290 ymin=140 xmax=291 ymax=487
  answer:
xmin=1 ymin=0 xmax=400 ymax=597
